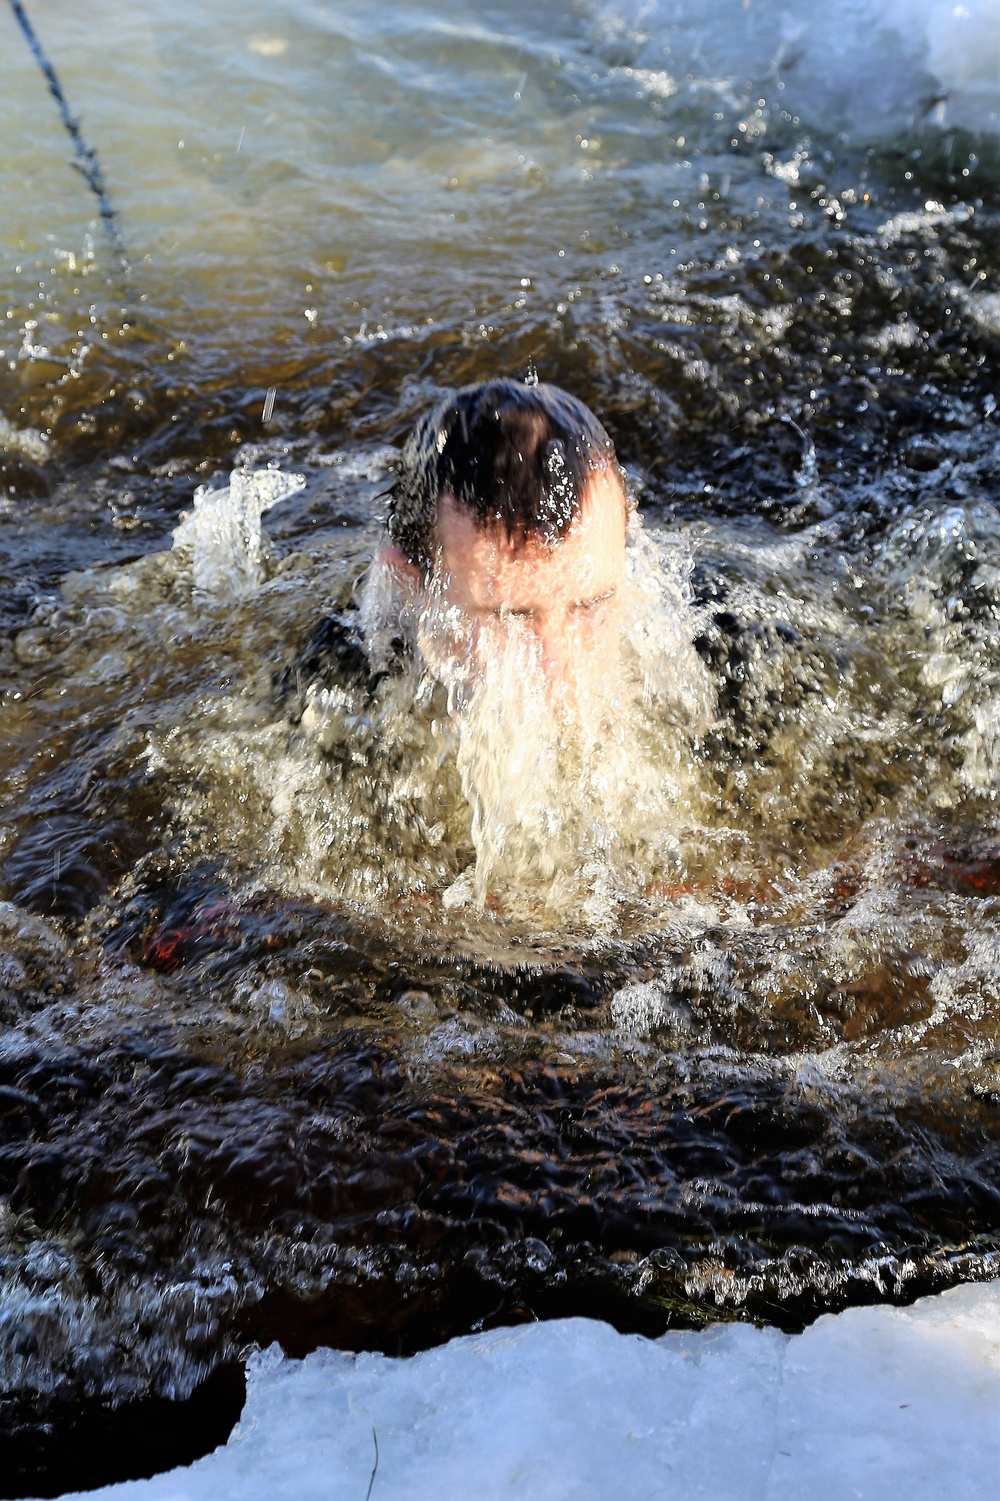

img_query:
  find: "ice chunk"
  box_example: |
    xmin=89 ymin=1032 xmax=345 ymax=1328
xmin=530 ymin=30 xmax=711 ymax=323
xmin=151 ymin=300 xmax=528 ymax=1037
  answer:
xmin=49 ymin=1281 xmax=1000 ymax=1501
xmin=600 ymin=0 xmax=999 ymax=138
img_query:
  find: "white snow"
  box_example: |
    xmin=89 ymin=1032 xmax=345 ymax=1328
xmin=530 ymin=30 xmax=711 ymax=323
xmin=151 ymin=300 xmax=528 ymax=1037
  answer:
xmin=48 ymin=1280 xmax=1000 ymax=1501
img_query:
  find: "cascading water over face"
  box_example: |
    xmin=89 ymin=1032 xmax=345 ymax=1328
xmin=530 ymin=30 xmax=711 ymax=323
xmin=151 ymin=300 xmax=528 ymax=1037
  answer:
xmin=353 ymin=506 xmax=714 ymax=918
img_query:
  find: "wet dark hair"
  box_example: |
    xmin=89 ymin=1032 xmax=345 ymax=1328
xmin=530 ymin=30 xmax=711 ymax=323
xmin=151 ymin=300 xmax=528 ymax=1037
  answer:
xmin=386 ymin=378 xmax=623 ymax=575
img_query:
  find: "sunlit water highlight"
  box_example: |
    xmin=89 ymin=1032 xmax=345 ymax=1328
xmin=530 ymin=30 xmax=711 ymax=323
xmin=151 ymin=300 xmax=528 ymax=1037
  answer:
xmin=1 ymin=0 xmax=999 ymax=1490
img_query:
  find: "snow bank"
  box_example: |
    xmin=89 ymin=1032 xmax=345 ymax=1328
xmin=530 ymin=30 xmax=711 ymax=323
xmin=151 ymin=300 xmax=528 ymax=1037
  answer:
xmin=50 ymin=1281 xmax=999 ymax=1501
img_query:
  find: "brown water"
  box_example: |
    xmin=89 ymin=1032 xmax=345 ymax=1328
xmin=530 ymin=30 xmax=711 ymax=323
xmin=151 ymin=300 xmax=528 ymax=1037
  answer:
xmin=1 ymin=0 xmax=999 ymax=1491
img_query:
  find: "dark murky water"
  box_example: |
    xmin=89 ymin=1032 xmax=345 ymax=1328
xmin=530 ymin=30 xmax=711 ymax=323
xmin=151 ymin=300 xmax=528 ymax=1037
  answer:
xmin=1 ymin=0 xmax=999 ymax=1490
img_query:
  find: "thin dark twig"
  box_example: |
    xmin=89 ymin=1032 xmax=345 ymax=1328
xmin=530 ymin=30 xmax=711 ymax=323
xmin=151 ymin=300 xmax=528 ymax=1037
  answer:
xmin=365 ymin=1425 xmax=379 ymax=1501
xmin=8 ymin=0 xmax=126 ymax=262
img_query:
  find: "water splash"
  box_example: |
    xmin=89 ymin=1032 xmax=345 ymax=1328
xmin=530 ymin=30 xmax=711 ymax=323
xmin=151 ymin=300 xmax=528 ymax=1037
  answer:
xmin=876 ymin=499 xmax=1000 ymax=795
xmin=171 ymin=468 xmax=305 ymax=597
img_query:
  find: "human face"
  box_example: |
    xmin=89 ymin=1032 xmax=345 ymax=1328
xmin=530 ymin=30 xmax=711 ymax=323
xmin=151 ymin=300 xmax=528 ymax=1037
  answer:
xmin=428 ymin=469 xmax=628 ymax=701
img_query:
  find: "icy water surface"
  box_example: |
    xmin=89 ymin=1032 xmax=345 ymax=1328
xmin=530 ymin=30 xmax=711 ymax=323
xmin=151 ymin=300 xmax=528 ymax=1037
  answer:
xmin=1 ymin=0 xmax=1000 ymax=1491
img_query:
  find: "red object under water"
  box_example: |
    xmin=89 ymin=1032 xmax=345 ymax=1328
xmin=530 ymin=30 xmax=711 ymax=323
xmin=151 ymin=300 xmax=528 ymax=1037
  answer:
xmin=903 ymin=845 xmax=1000 ymax=896
xmin=142 ymin=900 xmax=239 ymax=973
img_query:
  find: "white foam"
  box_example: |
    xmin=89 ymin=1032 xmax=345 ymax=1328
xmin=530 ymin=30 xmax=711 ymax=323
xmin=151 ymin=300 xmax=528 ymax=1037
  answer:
xmin=968 ymin=291 xmax=1000 ymax=336
xmin=877 ymin=500 xmax=1000 ymax=795
xmin=0 ymin=412 xmax=49 ymax=465
xmin=47 ymin=1281 xmax=1000 ymax=1501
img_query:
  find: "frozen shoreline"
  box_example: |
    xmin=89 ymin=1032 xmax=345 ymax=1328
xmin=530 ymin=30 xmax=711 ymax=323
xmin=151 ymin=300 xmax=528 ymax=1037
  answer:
xmin=47 ymin=1280 xmax=1000 ymax=1501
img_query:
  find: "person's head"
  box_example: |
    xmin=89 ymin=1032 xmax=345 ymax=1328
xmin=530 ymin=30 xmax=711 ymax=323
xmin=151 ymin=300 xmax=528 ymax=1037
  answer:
xmin=382 ymin=378 xmax=631 ymax=699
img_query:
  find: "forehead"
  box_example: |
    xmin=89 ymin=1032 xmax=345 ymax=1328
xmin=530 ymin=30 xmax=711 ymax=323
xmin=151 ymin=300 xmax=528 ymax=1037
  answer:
xmin=434 ymin=470 xmax=627 ymax=611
